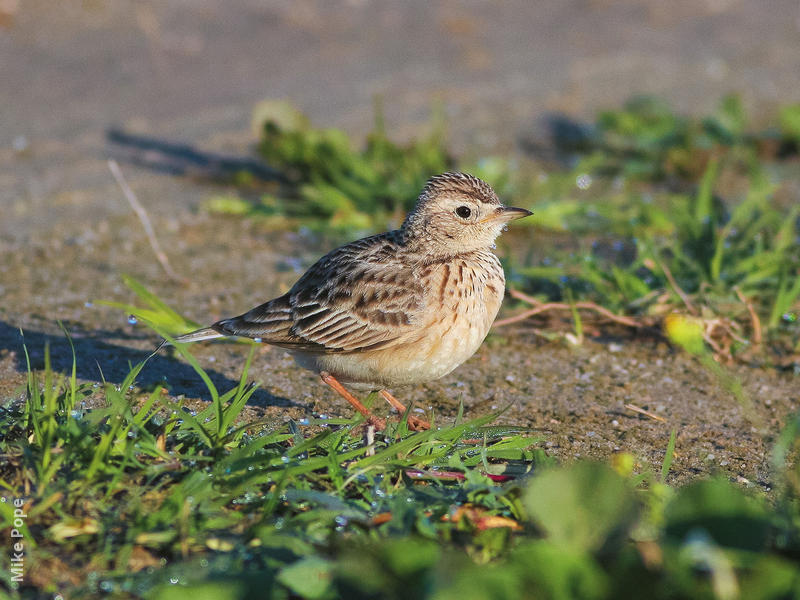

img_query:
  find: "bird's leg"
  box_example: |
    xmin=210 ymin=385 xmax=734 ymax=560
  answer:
xmin=379 ymin=390 xmax=431 ymax=431
xmin=320 ymin=371 xmax=385 ymax=430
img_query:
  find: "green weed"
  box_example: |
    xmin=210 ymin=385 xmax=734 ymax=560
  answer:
xmin=509 ymin=100 xmax=799 ymax=352
xmin=99 ymin=274 xmax=201 ymax=335
xmin=205 ymin=100 xmax=453 ymax=234
xmin=2 ymin=317 xmax=800 ymax=599
xmin=0 ymin=323 xmax=539 ymax=597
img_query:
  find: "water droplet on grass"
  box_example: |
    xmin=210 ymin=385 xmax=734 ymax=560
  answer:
xmin=127 ymin=315 xmax=138 ymax=325
xmin=84 ymin=301 xmax=93 ymax=308
xmin=576 ymin=174 xmax=592 ymax=190
xmin=253 ymin=337 xmax=262 ymax=343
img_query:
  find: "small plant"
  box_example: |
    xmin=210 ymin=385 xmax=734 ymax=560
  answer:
xmin=99 ymin=273 xmax=201 ymax=334
xmin=508 ymin=99 xmax=800 ymax=356
xmin=587 ymin=94 xmax=769 ymax=180
xmin=205 ymin=100 xmax=453 ymax=233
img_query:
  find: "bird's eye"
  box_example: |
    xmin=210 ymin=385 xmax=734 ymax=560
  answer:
xmin=455 ymin=206 xmax=472 ymax=219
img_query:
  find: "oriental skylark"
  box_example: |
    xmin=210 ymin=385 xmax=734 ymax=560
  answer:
xmin=169 ymin=172 xmax=531 ymax=429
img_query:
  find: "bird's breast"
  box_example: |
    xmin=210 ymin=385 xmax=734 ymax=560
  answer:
xmin=414 ymin=252 xmax=505 ymax=376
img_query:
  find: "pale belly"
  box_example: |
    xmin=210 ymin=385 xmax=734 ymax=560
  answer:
xmin=295 ymin=312 xmax=492 ymax=389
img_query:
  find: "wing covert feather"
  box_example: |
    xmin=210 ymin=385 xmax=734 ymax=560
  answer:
xmin=213 ymin=232 xmax=425 ymax=353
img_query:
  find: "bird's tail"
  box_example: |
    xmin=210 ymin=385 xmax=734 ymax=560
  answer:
xmin=156 ymin=326 xmax=225 ymax=351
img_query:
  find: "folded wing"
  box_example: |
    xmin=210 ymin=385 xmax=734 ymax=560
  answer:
xmin=212 ymin=233 xmax=424 ymax=353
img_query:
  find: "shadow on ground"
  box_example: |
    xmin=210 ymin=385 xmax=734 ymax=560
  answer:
xmin=1 ymin=321 xmax=299 ymax=409
xmin=106 ymin=128 xmax=282 ymax=182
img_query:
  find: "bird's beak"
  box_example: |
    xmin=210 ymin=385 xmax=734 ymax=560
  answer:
xmin=485 ymin=206 xmax=533 ymax=223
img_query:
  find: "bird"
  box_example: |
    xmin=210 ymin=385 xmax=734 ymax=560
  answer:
xmin=167 ymin=172 xmax=531 ymax=430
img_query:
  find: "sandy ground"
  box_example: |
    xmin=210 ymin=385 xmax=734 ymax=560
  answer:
xmin=1 ymin=0 xmax=799 ymax=486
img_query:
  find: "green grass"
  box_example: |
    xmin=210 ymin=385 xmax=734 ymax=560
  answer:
xmin=3 ymin=96 xmax=800 ymax=598
xmin=2 ymin=325 xmax=800 ymax=599
xmin=205 ymin=96 xmax=799 ymax=355
xmin=204 ymin=99 xmax=453 ymax=235
xmin=516 ymin=156 xmax=799 ymax=350
xmin=508 ymin=97 xmax=800 ymax=352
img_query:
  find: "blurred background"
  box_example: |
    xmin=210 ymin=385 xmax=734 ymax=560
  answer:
xmin=2 ymin=0 xmax=800 ymax=239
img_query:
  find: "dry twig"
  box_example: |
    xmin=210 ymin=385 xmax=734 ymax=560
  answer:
xmin=493 ymin=288 xmax=641 ymax=329
xmin=734 ymin=287 xmax=762 ymax=347
xmin=108 ymin=159 xmax=186 ymax=283
xmin=624 ymin=403 xmax=667 ymax=422
xmin=645 ymin=257 xmax=697 ymax=315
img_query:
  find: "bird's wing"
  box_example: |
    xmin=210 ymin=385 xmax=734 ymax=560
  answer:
xmin=212 ymin=233 xmax=425 ymax=353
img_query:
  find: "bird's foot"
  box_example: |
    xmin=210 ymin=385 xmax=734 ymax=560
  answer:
xmin=320 ymin=371 xmax=389 ymax=431
xmin=407 ymin=415 xmax=431 ymax=431
xmin=366 ymin=414 xmax=387 ymax=431
xmin=379 ymin=390 xmax=430 ymax=431
xmin=404 ymin=414 xmax=431 ymax=431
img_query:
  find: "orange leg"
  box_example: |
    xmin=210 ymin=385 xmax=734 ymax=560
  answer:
xmin=379 ymin=390 xmax=431 ymax=431
xmin=320 ymin=371 xmax=385 ymax=429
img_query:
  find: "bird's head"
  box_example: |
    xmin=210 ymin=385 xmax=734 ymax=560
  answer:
xmin=402 ymin=172 xmax=531 ymax=256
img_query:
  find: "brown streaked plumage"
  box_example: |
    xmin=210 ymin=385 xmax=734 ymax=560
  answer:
xmin=169 ymin=172 xmax=531 ymax=430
